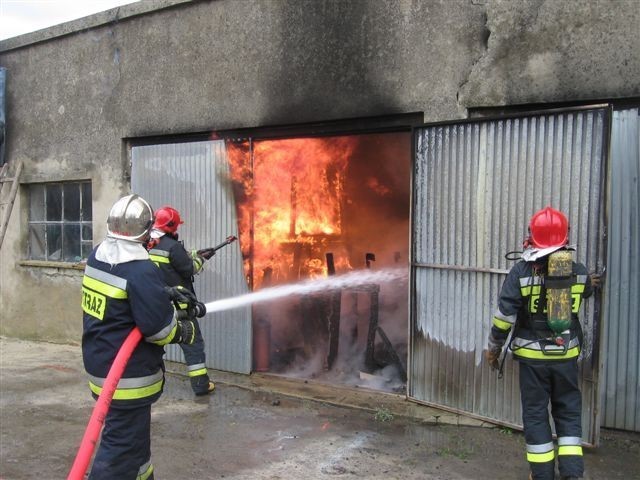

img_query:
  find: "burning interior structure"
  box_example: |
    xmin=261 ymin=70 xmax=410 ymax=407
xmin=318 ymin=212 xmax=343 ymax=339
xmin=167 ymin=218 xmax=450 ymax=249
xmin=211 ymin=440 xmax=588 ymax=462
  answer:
xmin=226 ymin=132 xmax=411 ymax=392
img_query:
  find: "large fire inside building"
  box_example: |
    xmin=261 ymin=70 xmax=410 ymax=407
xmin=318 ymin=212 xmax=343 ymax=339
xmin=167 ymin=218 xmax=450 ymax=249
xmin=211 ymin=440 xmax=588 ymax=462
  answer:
xmin=226 ymin=132 xmax=411 ymax=392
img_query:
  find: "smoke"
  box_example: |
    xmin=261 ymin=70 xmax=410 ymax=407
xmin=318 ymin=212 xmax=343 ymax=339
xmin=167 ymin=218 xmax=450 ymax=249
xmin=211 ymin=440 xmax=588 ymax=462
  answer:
xmin=202 ymin=268 xmax=410 ymax=393
xmin=228 ymin=268 xmax=408 ymax=393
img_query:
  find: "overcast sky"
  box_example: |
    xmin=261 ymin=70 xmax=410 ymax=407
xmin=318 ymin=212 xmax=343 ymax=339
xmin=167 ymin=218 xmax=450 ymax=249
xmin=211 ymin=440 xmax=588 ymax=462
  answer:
xmin=0 ymin=0 xmax=140 ymax=41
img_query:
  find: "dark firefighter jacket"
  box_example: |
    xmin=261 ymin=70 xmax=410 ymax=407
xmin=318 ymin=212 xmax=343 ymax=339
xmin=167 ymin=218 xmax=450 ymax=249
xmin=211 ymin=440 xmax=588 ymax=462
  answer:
xmin=490 ymin=258 xmax=593 ymax=362
xmin=81 ymin=249 xmax=179 ymax=408
xmin=147 ymin=234 xmax=201 ymax=293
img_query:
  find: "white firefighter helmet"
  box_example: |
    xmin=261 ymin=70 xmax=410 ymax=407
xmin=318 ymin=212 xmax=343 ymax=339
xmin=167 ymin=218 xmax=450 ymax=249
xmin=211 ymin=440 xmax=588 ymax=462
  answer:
xmin=106 ymin=194 xmax=154 ymax=242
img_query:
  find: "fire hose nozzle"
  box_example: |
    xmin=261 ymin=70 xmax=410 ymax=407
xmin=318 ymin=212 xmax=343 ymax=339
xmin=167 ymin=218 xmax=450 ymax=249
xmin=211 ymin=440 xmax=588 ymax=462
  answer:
xmin=197 ymin=235 xmax=238 ymax=259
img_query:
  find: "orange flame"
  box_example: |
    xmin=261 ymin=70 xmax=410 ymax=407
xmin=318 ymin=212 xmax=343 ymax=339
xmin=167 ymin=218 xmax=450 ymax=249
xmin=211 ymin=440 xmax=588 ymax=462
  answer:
xmin=227 ymin=137 xmax=356 ymax=289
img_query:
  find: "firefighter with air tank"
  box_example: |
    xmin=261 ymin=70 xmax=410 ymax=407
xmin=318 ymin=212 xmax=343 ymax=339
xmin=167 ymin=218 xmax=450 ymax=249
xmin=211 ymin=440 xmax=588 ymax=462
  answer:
xmin=485 ymin=207 xmax=600 ymax=480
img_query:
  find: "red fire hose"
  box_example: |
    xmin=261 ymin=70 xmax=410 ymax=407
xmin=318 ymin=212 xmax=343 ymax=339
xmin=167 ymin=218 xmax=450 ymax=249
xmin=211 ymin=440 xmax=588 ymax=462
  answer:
xmin=67 ymin=327 xmax=143 ymax=480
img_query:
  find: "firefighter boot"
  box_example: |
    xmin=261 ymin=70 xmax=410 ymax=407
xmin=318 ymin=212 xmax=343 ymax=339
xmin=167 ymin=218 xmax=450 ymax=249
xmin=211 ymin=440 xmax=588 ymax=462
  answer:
xmin=191 ymin=374 xmax=215 ymax=396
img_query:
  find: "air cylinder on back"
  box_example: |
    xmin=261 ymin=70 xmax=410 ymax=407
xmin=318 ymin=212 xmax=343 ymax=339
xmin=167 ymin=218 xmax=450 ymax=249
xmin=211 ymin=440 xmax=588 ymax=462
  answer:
xmin=546 ymin=250 xmax=573 ymax=335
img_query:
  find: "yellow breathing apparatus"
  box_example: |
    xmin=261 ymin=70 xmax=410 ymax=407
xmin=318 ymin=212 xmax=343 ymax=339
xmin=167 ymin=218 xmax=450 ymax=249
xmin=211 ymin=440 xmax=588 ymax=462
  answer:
xmin=546 ymin=250 xmax=573 ymax=342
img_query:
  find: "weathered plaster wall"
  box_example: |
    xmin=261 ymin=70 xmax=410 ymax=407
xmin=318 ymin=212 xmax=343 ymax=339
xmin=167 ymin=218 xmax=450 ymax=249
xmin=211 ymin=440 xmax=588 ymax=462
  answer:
xmin=0 ymin=0 xmax=638 ymax=342
xmin=459 ymin=0 xmax=640 ymax=106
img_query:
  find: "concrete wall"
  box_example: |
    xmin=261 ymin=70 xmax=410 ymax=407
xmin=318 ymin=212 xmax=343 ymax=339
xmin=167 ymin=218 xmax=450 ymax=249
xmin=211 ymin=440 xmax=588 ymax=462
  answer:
xmin=0 ymin=0 xmax=639 ymax=343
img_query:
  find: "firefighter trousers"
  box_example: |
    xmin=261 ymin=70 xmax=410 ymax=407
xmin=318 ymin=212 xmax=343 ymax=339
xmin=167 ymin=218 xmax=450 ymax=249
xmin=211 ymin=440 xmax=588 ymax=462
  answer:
xmin=179 ymin=318 xmax=212 ymax=394
xmin=519 ymin=360 xmax=583 ymax=480
xmin=89 ymin=403 xmax=154 ymax=480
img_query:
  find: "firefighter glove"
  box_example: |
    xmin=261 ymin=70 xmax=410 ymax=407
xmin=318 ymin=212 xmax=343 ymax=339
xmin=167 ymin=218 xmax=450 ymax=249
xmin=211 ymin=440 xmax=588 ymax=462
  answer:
xmin=176 ymin=319 xmax=196 ymax=345
xmin=165 ymin=285 xmax=197 ymax=305
xmin=590 ymin=272 xmax=602 ymax=289
xmin=190 ymin=250 xmax=205 ymax=272
xmin=485 ymin=347 xmax=502 ymax=371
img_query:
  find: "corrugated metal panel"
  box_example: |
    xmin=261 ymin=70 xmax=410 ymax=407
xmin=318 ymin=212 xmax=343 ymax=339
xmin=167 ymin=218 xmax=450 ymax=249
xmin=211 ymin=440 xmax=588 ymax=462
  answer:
xmin=131 ymin=140 xmax=251 ymax=374
xmin=410 ymin=109 xmax=607 ymax=444
xmin=602 ymin=108 xmax=640 ymax=431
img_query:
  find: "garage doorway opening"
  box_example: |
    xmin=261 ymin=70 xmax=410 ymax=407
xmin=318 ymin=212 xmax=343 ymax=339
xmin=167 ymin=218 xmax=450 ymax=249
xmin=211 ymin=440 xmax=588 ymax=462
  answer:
xmin=226 ymin=131 xmax=411 ymax=393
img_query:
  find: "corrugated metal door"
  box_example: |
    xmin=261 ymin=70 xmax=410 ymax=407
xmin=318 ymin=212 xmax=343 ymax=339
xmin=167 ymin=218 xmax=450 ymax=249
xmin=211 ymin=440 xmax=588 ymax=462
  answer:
xmin=602 ymin=107 xmax=640 ymax=432
xmin=410 ymin=107 xmax=608 ymax=445
xmin=131 ymin=140 xmax=251 ymax=374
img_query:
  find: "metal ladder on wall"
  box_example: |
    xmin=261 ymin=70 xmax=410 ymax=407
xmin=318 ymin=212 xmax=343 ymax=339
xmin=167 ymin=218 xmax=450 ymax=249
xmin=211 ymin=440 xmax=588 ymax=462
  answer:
xmin=0 ymin=160 xmax=23 ymax=250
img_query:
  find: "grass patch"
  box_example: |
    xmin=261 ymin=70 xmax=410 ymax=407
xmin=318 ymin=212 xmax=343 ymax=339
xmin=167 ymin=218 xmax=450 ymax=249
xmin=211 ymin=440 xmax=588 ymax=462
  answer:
xmin=438 ymin=446 xmax=473 ymax=460
xmin=374 ymin=406 xmax=394 ymax=422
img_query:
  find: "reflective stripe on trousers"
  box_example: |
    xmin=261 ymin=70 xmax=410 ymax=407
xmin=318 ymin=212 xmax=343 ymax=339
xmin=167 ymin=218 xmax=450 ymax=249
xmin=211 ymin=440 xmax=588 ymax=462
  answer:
xmin=187 ymin=362 xmax=208 ymax=377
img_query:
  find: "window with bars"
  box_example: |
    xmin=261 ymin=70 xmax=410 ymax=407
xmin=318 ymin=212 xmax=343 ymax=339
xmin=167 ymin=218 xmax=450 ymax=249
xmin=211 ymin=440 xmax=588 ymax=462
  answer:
xmin=28 ymin=182 xmax=93 ymax=262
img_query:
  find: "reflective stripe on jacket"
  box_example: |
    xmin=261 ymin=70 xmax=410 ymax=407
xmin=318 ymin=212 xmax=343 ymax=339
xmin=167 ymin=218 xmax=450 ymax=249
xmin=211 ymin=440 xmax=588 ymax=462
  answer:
xmin=81 ymin=248 xmax=178 ymax=407
xmin=88 ymin=370 xmax=164 ymax=400
xmin=147 ymin=234 xmax=199 ymax=291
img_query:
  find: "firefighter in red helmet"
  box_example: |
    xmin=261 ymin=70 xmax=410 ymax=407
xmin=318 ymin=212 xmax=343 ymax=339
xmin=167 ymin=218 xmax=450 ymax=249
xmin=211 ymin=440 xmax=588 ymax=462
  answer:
xmin=147 ymin=205 xmax=216 ymax=396
xmin=526 ymin=206 xmax=569 ymax=253
xmin=485 ymin=207 xmax=600 ymax=480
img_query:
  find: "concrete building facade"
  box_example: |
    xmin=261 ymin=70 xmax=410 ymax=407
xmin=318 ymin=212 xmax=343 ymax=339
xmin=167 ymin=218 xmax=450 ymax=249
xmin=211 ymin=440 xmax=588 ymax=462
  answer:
xmin=0 ymin=0 xmax=638 ymax=437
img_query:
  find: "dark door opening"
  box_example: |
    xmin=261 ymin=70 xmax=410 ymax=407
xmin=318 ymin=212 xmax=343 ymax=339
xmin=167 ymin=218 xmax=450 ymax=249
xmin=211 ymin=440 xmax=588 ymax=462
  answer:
xmin=226 ymin=131 xmax=411 ymax=392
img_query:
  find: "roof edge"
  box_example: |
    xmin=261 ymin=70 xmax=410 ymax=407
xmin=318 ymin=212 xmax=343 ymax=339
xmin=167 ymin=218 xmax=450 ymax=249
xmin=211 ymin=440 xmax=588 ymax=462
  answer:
xmin=0 ymin=0 xmax=197 ymax=53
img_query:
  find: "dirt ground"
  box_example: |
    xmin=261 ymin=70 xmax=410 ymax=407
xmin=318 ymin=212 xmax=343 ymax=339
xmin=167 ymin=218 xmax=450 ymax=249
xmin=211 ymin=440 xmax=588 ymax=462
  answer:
xmin=1 ymin=337 xmax=638 ymax=480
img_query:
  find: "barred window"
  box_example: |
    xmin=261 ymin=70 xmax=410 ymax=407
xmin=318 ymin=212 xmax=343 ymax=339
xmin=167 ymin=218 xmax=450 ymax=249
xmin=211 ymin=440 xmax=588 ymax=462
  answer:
xmin=28 ymin=182 xmax=92 ymax=262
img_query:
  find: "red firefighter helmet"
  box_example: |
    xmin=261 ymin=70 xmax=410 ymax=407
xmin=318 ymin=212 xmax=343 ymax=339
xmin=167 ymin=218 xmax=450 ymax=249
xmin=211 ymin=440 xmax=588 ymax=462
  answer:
xmin=153 ymin=206 xmax=184 ymax=234
xmin=528 ymin=207 xmax=569 ymax=249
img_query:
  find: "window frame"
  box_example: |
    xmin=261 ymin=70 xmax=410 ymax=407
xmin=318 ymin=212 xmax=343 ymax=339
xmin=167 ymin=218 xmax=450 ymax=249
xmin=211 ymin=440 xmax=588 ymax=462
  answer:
xmin=26 ymin=180 xmax=93 ymax=263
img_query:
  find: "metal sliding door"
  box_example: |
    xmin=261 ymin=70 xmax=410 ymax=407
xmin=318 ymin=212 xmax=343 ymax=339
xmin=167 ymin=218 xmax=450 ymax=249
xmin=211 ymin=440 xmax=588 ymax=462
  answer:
xmin=601 ymin=107 xmax=640 ymax=432
xmin=410 ymin=107 xmax=608 ymax=445
xmin=131 ymin=140 xmax=251 ymax=374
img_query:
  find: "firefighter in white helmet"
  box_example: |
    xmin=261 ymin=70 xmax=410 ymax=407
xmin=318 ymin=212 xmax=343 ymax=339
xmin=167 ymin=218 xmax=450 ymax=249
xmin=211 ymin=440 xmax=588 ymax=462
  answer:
xmin=485 ymin=207 xmax=600 ymax=480
xmin=82 ymin=194 xmax=203 ymax=479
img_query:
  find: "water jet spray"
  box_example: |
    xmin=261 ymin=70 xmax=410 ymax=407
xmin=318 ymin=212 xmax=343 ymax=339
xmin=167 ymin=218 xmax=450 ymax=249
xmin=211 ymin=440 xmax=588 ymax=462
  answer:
xmin=203 ymin=268 xmax=407 ymax=314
